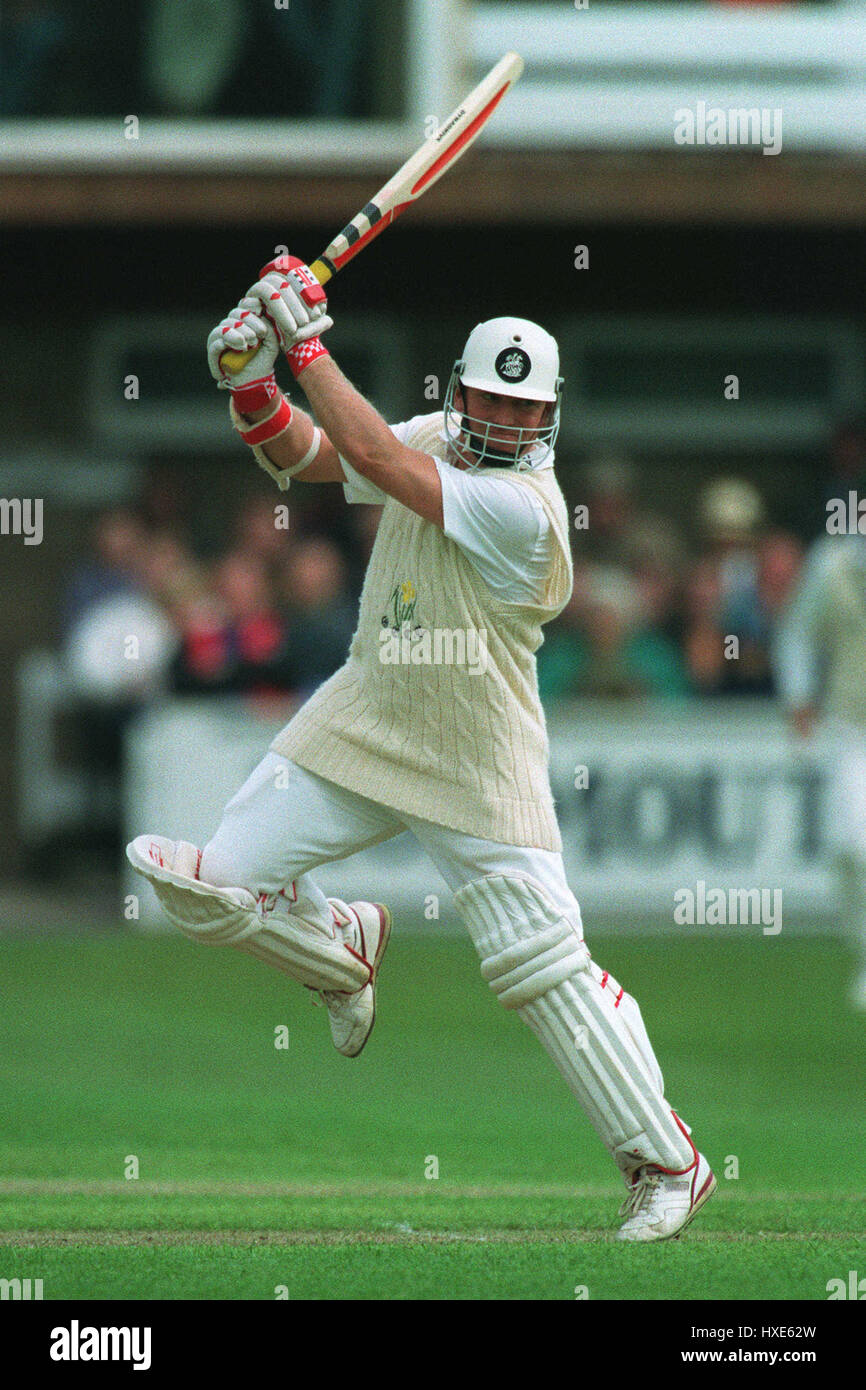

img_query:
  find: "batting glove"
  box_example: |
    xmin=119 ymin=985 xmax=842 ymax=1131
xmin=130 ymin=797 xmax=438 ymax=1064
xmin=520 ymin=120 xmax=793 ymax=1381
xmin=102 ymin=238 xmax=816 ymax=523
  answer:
xmin=255 ymin=254 xmax=333 ymax=349
xmin=207 ymin=293 xmax=283 ymax=413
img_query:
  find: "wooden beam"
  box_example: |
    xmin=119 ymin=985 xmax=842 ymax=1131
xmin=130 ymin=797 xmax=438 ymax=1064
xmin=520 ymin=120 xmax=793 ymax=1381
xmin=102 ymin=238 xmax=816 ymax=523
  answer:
xmin=3 ymin=151 xmax=866 ymax=225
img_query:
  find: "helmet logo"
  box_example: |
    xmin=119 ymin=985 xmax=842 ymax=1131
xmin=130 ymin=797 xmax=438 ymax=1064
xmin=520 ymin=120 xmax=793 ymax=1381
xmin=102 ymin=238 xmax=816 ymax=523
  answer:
xmin=494 ymin=347 xmax=531 ymax=383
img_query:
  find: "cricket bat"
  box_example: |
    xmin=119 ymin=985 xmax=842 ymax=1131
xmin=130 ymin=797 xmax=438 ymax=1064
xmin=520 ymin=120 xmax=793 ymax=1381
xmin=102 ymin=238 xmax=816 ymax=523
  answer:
xmin=220 ymin=51 xmax=523 ymax=374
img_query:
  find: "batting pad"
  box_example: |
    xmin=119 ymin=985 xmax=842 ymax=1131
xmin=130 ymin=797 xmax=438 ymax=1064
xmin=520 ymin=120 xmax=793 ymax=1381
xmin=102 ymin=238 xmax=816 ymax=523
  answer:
xmin=126 ymin=835 xmax=369 ymax=993
xmin=453 ymin=874 xmax=694 ymax=1175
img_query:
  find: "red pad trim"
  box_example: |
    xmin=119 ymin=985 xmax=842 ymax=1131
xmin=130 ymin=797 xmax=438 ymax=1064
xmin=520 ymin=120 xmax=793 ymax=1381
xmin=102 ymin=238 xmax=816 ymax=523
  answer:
xmin=237 ymin=396 xmax=293 ymax=446
xmin=345 ymin=944 xmax=374 ymax=987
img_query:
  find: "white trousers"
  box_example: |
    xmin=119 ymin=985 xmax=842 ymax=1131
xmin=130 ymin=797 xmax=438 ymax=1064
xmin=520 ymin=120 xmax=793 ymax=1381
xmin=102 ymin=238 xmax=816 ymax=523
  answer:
xmin=200 ymin=752 xmax=584 ymax=936
xmin=199 ymin=752 xmax=681 ymax=1168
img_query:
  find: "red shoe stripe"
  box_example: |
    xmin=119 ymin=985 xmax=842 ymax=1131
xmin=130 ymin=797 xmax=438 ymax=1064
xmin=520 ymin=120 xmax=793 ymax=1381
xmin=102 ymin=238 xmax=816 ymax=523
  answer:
xmin=692 ymin=1169 xmax=715 ymax=1207
xmin=344 ymin=944 xmax=374 ymax=986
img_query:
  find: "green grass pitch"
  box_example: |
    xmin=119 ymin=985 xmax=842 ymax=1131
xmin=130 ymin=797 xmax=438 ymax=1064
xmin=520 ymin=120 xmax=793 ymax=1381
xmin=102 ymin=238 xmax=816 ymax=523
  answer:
xmin=1 ymin=928 xmax=865 ymax=1299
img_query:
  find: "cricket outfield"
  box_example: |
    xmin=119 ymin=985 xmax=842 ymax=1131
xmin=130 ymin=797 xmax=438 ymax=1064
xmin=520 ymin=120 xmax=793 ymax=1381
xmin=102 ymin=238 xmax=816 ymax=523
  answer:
xmin=1 ymin=931 xmax=864 ymax=1300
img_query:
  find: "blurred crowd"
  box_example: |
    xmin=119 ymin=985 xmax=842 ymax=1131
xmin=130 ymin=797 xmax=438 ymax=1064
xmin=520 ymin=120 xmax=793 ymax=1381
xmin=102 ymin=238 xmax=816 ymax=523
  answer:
xmin=539 ymin=417 xmax=866 ymax=700
xmin=0 ymin=0 xmax=372 ymax=118
xmin=541 ymin=460 xmax=801 ymax=702
xmin=61 ymin=494 xmax=373 ymax=711
xmin=61 ymin=422 xmax=866 ymax=728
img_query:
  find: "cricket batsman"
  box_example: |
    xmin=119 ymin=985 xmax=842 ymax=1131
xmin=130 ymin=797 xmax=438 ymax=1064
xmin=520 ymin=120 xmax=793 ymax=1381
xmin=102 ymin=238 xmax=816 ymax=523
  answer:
xmin=774 ymin=528 xmax=866 ymax=1009
xmin=127 ymin=255 xmax=716 ymax=1241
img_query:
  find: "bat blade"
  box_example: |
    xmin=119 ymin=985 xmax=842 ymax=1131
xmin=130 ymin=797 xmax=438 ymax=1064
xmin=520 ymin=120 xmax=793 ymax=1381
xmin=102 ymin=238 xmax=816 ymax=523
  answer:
xmin=220 ymin=52 xmax=523 ymax=375
xmin=313 ymin=51 xmax=523 ymax=281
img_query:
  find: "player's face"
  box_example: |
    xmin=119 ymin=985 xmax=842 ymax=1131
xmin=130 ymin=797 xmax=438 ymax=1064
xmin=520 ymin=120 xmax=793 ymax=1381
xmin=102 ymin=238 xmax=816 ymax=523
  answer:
xmin=457 ymin=385 xmax=549 ymax=462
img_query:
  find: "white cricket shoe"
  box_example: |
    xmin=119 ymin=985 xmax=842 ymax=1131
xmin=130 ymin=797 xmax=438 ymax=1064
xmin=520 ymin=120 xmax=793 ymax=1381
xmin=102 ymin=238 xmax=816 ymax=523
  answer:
xmin=616 ymin=1151 xmax=716 ymax=1243
xmin=316 ymin=899 xmax=392 ymax=1058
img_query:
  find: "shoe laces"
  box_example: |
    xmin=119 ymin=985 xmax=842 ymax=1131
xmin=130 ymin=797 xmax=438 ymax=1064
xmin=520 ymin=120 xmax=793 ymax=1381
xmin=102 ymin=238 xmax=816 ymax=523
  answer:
xmin=619 ymin=1167 xmax=664 ymax=1220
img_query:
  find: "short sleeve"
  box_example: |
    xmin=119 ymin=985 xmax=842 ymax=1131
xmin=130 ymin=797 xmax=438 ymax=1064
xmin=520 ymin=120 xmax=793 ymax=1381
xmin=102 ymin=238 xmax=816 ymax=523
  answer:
xmin=436 ymin=459 xmax=551 ymax=603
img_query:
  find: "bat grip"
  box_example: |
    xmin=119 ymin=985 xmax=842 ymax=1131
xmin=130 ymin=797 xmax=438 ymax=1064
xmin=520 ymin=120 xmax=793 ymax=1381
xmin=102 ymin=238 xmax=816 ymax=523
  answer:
xmin=218 ymin=258 xmax=332 ymax=376
xmin=220 ymin=342 xmax=259 ymax=374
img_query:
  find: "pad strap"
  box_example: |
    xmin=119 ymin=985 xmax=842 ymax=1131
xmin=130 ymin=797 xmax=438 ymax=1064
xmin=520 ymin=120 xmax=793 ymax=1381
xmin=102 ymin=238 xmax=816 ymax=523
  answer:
xmin=234 ymin=395 xmax=293 ymax=447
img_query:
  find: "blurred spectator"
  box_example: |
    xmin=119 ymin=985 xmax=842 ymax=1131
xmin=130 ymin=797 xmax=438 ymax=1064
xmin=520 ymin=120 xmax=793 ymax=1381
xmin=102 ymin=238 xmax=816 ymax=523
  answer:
xmin=61 ymin=507 xmax=149 ymax=636
xmin=822 ymin=417 xmax=866 ymax=523
xmin=683 ymin=478 xmax=763 ymax=694
xmin=681 ymin=479 xmax=802 ymax=695
xmin=61 ymin=522 xmax=197 ymax=794
xmin=623 ymin=514 xmax=688 ymax=644
xmin=64 ymin=592 xmax=177 ymax=708
xmin=277 ymin=537 xmax=358 ymax=701
xmin=232 ymin=494 xmax=293 ymax=579
xmin=137 ymin=528 xmax=206 ymax=614
xmin=538 ymin=564 xmax=690 ymax=701
xmin=62 ymin=558 xmax=178 ymax=804
xmin=682 ymin=557 xmax=727 ymax=694
xmin=171 ymin=551 xmax=286 ymax=696
xmin=0 ymin=1 xmax=69 ymax=116
xmin=575 ymin=453 xmax=638 ymax=568
xmin=758 ymin=531 xmax=803 ymax=623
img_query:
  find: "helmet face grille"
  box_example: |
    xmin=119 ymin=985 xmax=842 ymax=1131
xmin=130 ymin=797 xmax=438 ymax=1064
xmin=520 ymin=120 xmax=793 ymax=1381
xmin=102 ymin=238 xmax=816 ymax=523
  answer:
xmin=443 ymin=364 xmax=561 ymax=471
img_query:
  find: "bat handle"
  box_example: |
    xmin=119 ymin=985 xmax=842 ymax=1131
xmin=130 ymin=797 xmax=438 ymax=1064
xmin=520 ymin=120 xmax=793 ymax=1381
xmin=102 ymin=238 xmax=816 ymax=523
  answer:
xmin=219 ymin=257 xmax=333 ymax=375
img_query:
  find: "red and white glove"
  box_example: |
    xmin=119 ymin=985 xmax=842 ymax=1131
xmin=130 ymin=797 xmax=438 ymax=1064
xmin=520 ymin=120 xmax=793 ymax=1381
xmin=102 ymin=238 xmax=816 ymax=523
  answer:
xmin=207 ymin=255 xmax=333 ymax=407
xmin=255 ymin=254 xmax=333 ymax=348
xmin=207 ymin=292 xmax=283 ymax=414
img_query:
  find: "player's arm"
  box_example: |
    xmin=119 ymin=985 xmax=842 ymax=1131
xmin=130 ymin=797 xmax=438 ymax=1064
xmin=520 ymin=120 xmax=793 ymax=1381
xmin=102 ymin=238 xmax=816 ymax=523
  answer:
xmin=232 ymin=395 xmax=345 ymax=484
xmin=209 ymin=255 xmax=442 ymax=520
xmin=293 ymin=356 xmax=444 ymax=527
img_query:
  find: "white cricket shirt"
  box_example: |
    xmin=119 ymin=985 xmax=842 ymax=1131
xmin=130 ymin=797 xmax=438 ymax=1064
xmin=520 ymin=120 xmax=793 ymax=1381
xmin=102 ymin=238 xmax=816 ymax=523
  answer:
xmin=339 ymin=414 xmax=554 ymax=605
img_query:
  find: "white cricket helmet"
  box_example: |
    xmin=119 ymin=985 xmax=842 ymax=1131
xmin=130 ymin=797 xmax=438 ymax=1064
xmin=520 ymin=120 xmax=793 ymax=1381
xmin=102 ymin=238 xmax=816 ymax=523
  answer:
xmin=444 ymin=316 xmax=563 ymax=469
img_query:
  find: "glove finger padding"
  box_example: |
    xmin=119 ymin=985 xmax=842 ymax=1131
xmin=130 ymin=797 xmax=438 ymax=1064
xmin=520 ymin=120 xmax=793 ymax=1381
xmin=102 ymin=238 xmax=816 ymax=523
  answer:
xmin=291 ymin=311 xmax=334 ymax=343
xmin=207 ymin=297 xmax=280 ymax=387
xmin=247 ymin=274 xmax=304 ymax=348
xmin=256 ymin=256 xmax=333 ymax=347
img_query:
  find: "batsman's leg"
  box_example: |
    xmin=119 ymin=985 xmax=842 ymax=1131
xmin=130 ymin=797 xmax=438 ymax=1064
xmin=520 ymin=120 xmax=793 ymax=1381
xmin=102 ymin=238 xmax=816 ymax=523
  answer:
xmin=404 ymin=813 xmax=716 ymax=1240
xmin=127 ymin=754 xmax=401 ymax=1054
xmin=451 ymin=872 xmax=715 ymax=1240
xmin=451 ymin=873 xmax=694 ymax=1175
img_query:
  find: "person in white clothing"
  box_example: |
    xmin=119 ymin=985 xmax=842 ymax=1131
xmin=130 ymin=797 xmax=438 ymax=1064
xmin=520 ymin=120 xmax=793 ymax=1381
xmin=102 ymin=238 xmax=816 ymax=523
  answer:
xmin=774 ymin=530 xmax=866 ymax=1008
xmin=127 ymin=254 xmax=716 ymax=1241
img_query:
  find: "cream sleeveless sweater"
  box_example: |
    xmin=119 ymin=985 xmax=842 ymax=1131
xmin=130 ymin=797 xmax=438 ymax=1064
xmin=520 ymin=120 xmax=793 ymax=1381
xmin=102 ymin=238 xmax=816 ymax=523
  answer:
xmin=272 ymin=414 xmax=574 ymax=850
